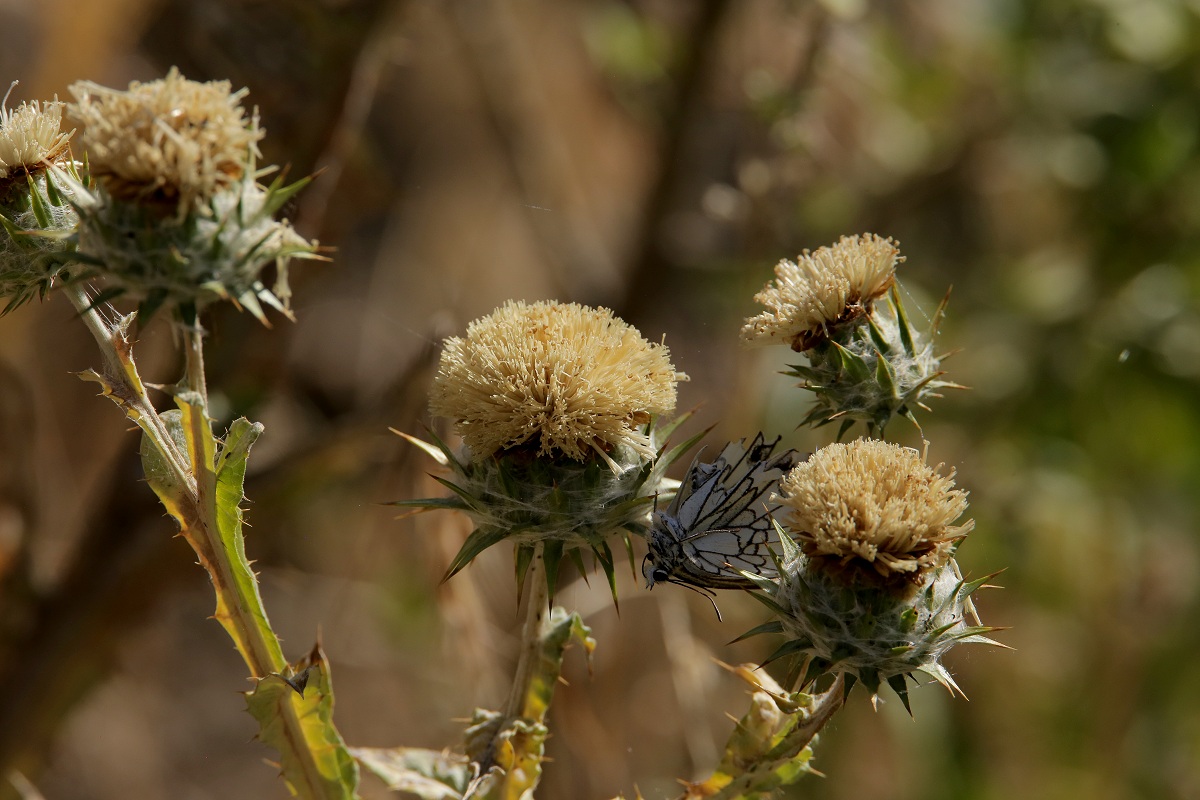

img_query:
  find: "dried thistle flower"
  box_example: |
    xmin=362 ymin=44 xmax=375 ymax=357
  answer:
xmin=741 ymin=439 xmax=1001 ymax=709
xmin=430 ymin=300 xmax=685 ymax=465
xmin=60 ymin=68 xmax=316 ymax=324
xmin=67 ymin=67 xmax=260 ymax=211
xmin=777 ymin=438 xmax=971 ymax=579
xmin=0 ymin=92 xmax=79 ymax=313
xmin=0 ymin=97 xmax=72 ymax=185
xmin=744 ymin=234 xmax=958 ymax=435
xmin=741 ymin=234 xmax=900 ymax=351
xmin=401 ymin=300 xmax=694 ymax=600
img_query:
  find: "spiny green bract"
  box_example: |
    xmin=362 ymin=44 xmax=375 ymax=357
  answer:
xmin=71 ymin=165 xmax=316 ymax=324
xmin=0 ymin=167 xmax=80 ymax=313
xmin=788 ymin=286 xmax=961 ymax=437
xmin=396 ymin=420 xmax=703 ymax=602
xmin=744 ymin=529 xmax=1002 ymax=712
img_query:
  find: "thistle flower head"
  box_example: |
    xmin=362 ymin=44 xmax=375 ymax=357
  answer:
xmin=741 ymin=234 xmax=900 ymax=351
xmin=430 ymin=300 xmax=685 ymax=465
xmin=67 ymin=67 xmax=260 ymax=211
xmin=0 ymin=96 xmax=73 ymax=185
xmin=777 ymin=438 xmax=971 ymax=580
xmin=742 ymin=440 xmax=1000 ymax=709
xmin=0 ymin=91 xmax=79 ymax=313
xmin=402 ymin=300 xmax=693 ymax=601
xmin=60 ymin=68 xmax=316 ymax=324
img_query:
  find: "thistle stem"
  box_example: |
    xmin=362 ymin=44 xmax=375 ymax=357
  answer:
xmin=64 ymin=285 xmax=344 ymax=798
xmin=503 ymin=544 xmax=550 ymax=721
xmin=183 ymin=323 xmax=209 ymax=408
xmin=697 ymin=673 xmax=846 ymax=800
xmin=64 ymin=284 xmax=192 ymax=489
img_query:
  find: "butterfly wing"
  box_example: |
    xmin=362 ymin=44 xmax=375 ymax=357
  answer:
xmin=653 ymin=433 xmax=800 ymax=589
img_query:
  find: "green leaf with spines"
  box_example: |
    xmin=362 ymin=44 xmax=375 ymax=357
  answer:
xmin=655 ymin=425 xmax=712 ymax=482
xmin=874 ymin=348 xmax=898 ymax=398
xmin=592 ymin=539 xmax=619 ymax=606
xmin=729 ymin=619 xmax=785 ymax=645
xmin=43 ymin=169 xmax=66 ymax=206
xmin=515 ymin=544 xmax=536 ymax=600
xmin=746 ymin=589 xmax=788 ymax=617
xmin=443 ymin=527 xmax=511 ymax=582
xmin=262 ymin=173 xmax=315 ymax=219
xmin=26 ymin=173 xmax=51 ymax=228
xmin=245 ymin=643 xmax=360 ymax=799
xmin=890 ymin=286 xmax=917 ymax=356
xmin=887 ymin=674 xmax=913 ymax=715
xmin=427 ymin=475 xmax=487 ymax=514
xmin=621 ymin=532 xmax=637 ymax=579
xmin=542 ymin=539 xmax=565 ymax=603
xmin=389 ymin=496 xmax=469 ymax=513
xmin=834 ymin=341 xmax=873 ymax=383
xmin=761 ymin=639 xmax=812 ymax=668
xmin=866 ymin=313 xmax=891 ymax=354
xmin=567 ymin=548 xmax=590 ymax=587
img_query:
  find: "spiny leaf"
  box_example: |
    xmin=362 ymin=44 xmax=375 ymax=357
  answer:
xmin=542 ymin=540 xmax=565 ymax=603
xmin=26 ymin=173 xmax=50 ymax=228
xmin=261 ymin=173 xmax=315 ymax=219
xmin=887 ymin=675 xmax=913 ymax=716
xmin=745 ymin=589 xmax=788 ymax=617
xmin=592 ymin=539 xmax=618 ymax=607
xmin=761 ymin=639 xmax=811 ymax=668
xmin=515 ymin=544 xmax=537 ymax=600
xmin=245 ymin=643 xmax=360 ymax=799
xmin=890 ymin=286 xmax=917 ymax=356
xmin=443 ymin=527 xmax=511 ymax=582
xmin=728 ymin=619 xmax=784 ymax=645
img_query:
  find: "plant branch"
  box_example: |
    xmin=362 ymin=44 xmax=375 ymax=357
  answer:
xmin=64 ymin=285 xmax=356 ymax=797
xmin=503 ymin=544 xmax=550 ymax=722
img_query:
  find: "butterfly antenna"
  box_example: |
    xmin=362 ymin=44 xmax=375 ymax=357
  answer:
xmin=671 ymin=579 xmax=723 ymax=622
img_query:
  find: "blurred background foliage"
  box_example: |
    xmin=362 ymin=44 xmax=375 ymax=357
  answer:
xmin=0 ymin=0 xmax=1198 ymax=798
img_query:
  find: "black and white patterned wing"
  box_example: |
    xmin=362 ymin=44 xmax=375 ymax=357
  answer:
xmin=646 ymin=433 xmax=799 ymax=589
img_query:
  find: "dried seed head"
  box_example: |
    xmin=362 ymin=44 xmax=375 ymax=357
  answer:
xmin=777 ymin=439 xmax=971 ymax=580
xmin=431 ymin=300 xmax=686 ymax=464
xmin=0 ymin=91 xmax=79 ymax=313
xmin=68 ymin=67 xmax=261 ymax=211
xmin=0 ymin=97 xmax=72 ymax=184
xmin=741 ymin=234 xmax=900 ymax=351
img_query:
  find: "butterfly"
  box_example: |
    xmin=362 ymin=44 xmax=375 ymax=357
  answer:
xmin=642 ymin=432 xmax=799 ymax=597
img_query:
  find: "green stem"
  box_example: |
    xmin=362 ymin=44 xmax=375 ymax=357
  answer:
xmin=65 ymin=285 xmax=344 ymax=797
xmin=503 ymin=544 xmax=550 ymax=721
xmin=183 ymin=323 xmax=209 ymax=408
xmin=700 ymin=674 xmax=846 ymax=800
xmin=65 ymin=284 xmax=192 ymax=490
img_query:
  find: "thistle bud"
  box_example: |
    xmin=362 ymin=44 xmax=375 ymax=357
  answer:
xmin=400 ymin=300 xmax=691 ymax=598
xmin=748 ymin=439 xmax=1001 ymax=709
xmin=0 ymin=94 xmax=79 ymax=312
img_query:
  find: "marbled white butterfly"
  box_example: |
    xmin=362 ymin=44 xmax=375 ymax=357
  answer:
xmin=642 ymin=432 xmax=799 ymax=594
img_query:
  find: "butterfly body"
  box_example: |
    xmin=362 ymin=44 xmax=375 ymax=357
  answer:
xmin=643 ymin=433 xmax=799 ymax=591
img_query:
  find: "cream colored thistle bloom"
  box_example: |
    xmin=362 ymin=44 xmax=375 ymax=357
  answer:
xmin=68 ymin=68 xmax=261 ymax=209
xmin=430 ymin=300 xmax=686 ymax=464
xmin=777 ymin=438 xmax=972 ymax=578
xmin=0 ymin=97 xmax=72 ymax=182
xmin=741 ymin=234 xmax=900 ymax=351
